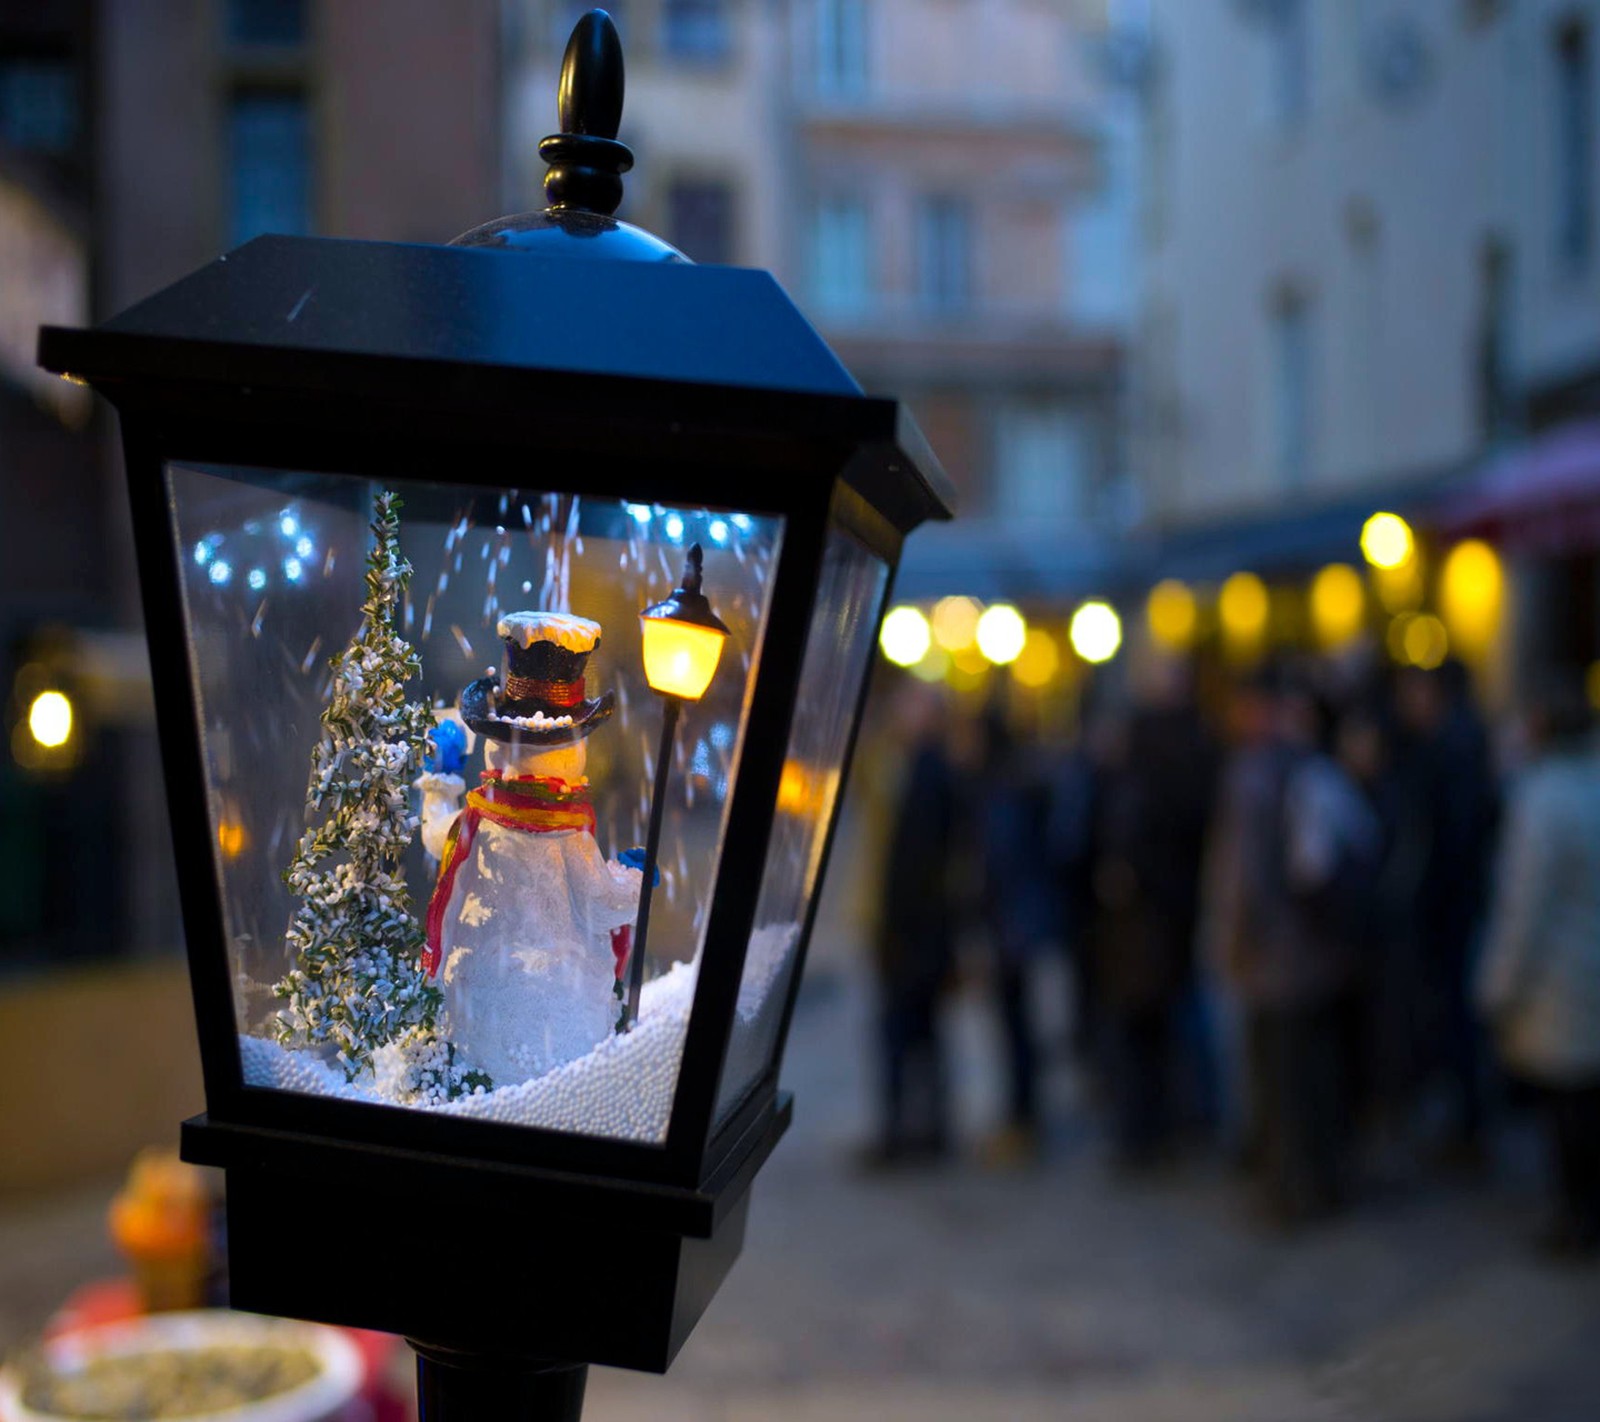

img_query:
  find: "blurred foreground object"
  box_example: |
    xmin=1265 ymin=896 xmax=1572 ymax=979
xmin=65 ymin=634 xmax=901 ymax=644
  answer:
xmin=2 ymin=1312 xmax=361 ymax=1422
xmin=107 ymin=1151 xmax=212 ymax=1314
xmin=1477 ymin=672 xmax=1600 ymax=1258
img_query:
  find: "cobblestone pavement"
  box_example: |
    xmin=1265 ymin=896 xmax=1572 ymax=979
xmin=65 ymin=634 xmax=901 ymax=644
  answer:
xmin=4 ymin=959 xmax=1599 ymax=1422
xmin=585 ymin=962 xmax=1600 ymax=1422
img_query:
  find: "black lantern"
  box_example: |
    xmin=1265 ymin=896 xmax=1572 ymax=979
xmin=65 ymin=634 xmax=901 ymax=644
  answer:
xmin=37 ymin=10 xmax=951 ymax=1417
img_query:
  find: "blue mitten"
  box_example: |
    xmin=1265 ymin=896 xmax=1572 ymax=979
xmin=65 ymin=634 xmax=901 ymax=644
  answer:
xmin=425 ymin=718 xmax=467 ymax=774
xmin=619 ymin=846 xmax=662 ymax=886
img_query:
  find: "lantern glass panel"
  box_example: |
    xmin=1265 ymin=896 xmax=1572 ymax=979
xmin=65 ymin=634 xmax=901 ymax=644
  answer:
xmin=165 ymin=461 xmax=781 ymax=1143
xmin=714 ymin=527 xmax=888 ymax=1125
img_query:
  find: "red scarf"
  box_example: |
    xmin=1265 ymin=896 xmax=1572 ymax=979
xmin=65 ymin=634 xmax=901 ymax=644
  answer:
xmin=422 ymin=773 xmax=595 ymax=977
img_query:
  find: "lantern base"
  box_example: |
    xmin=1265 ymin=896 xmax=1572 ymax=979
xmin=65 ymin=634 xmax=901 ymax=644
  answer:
xmin=182 ymin=1092 xmax=789 ymax=1373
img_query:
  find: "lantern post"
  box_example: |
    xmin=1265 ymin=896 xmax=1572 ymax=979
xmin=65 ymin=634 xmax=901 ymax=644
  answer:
xmin=629 ymin=542 xmax=730 ymax=1026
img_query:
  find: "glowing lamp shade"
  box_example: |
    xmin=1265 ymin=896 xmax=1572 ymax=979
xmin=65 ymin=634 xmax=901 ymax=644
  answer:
xmin=639 ymin=541 xmax=731 ymax=701
xmin=640 ymin=616 xmax=727 ymax=701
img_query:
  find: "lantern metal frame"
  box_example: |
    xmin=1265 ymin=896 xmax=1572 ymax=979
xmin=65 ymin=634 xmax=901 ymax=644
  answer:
xmin=39 ymin=233 xmax=950 ymax=1369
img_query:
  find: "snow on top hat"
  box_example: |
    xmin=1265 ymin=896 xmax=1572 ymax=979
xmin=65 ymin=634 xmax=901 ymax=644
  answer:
xmin=458 ymin=610 xmax=616 ymax=746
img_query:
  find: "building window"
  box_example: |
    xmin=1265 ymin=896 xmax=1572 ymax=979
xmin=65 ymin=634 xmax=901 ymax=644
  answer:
xmin=995 ymin=401 xmax=1089 ymax=523
xmin=0 ymin=57 xmax=79 ymax=156
xmin=1271 ymin=291 xmax=1312 ymax=489
xmin=816 ymin=0 xmax=868 ymax=96
xmin=1556 ymin=19 xmax=1593 ymax=275
xmin=665 ymin=178 xmax=735 ymax=264
xmin=229 ymin=90 xmax=312 ymax=246
xmin=915 ymin=196 xmax=971 ymax=314
xmin=808 ymin=196 xmax=871 ymax=318
xmin=226 ymin=0 xmax=307 ymax=48
xmin=662 ymin=0 xmax=730 ymax=62
xmin=1265 ymin=0 xmax=1310 ymax=132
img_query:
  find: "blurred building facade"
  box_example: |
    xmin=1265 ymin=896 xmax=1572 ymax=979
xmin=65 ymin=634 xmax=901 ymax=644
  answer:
xmin=503 ymin=0 xmax=1141 ymax=602
xmin=0 ymin=0 xmax=500 ymax=1185
xmin=1132 ymin=0 xmax=1600 ymax=690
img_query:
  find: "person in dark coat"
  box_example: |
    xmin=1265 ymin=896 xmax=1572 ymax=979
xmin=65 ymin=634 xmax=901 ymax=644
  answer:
xmin=1204 ymin=672 xmax=1379 ymax=1222
xmin=976 ymin=710 xmax=1057 ymax=1163
xmin=1477 ymin=672 xmax=1600 ymax=1259
xmin=862 ymin=682 xmax=958 ymax=1165
xmin=1089 ymin=691 xmax=1215 ymax=1172
xmin=1395 ymin=660 xmax=1498 ymax=1161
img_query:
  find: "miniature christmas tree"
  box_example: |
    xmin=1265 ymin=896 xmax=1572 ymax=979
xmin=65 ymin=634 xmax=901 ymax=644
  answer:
xmin=273 ymin=491 xmax=488 ymax=1100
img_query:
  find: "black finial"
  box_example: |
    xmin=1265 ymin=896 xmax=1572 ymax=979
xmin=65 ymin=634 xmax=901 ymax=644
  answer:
xmin=641 ymin=541 xmax=729 ymax=633
xmin=539 ymin=10 xmax=633 ymax=215
xmin=682 ymin=543 xmax=705 ymax=595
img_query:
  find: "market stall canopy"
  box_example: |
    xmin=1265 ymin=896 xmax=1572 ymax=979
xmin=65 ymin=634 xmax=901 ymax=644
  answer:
xmin=1435 ymin=420 xmax=1600 ymax=554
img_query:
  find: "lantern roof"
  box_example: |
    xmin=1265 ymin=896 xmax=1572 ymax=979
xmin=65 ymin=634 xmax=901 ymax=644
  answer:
xmin=39 ymin=234 xmax=955 ymax=532
xmin=49 ymin=233 xmax=862 ymax=396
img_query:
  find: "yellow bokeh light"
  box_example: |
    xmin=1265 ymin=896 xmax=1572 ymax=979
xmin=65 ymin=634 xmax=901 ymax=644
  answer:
xmin=1388 ymin=612 xmax=1450 ymax=669
xmin=950 ymin=644 xmax=990 ymax=677
xmin=910 ymin=646 xmax=950 ymax=683
xmin=1218 ymin=572 xmax=1270 ymax=648
xmin=1361 ymin=511 xmax=1415 ymax=570
xmin=930 ymin=595 xmax=983 ymax=652
xmin=1069 ymin=601 xmax=1123 ymax=665
xmin=1438 ymin=539 xmax=1504 ymax=661
xmin=217 ymin=819 xmax=248 ymax=858
xmin=1373 ymin=558 xmax=1425 ymax=613
xmin=640 ymin=617 xmax=727 ymax=701
xmin=1403 ymin=613 xmax=1449 ymax=669
xmin=879 ymin=605 xmax=932 ymax=667
xmin=776 ymin=759 xmax=832 ymax=819
xmin=1587 ymin=662 xmax=1600 ymax=713
xmin=1146 ymin=580 xmax=1197 ymax=651
xmin=1310 ymin=563 xmax=1365 ymax=648
xmin=27 ymin=690 xmax=73 ymax=749
xmin=976 ymin=604 xmax=1028 ymax=665
xmin=1011 ymin=629 xmax=1061 ymax=688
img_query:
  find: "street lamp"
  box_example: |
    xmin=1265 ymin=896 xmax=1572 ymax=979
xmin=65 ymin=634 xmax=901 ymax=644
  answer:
xmin=37 ymin=9 xmax=953 ymax=1419
xmin=629 ymin=542 xmax=729 ymax=1027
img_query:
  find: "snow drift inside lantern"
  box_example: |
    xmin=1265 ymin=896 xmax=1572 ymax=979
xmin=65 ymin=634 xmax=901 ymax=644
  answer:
xmin=240 ymin=924 xmax=796 ymax=1143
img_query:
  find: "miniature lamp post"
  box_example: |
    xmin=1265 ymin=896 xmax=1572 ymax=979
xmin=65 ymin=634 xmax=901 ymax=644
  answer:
xmin=629 ymin=542 xmax=729 ymax=1026
xmin=37 ymin=10 xmax=952 ymax=1421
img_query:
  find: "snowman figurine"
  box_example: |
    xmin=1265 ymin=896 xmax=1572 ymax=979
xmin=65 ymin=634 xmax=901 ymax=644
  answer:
xmin=419 ymin=611 xmax=642 ymax=1087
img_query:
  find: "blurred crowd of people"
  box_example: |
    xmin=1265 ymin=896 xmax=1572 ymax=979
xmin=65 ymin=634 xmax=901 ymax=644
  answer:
xmin=856 ymin=653 xmax=1600 ymax=1261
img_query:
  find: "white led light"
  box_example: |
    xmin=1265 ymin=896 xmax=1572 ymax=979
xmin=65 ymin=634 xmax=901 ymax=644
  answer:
xmin=976 ymin=604 xmax=1027 ymax=665
xmin=879 ymin=606 xmax=932 ymax=667
xmin=209 ymin=560 xmax=232 ymax=585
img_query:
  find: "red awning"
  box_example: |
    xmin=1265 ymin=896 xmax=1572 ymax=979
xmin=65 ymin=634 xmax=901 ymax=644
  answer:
xmin=1437 ymin=420 xmax=1600 ymax=553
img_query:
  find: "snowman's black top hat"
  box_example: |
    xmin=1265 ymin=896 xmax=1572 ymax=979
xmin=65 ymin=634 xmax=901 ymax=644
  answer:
xmin=459 ymin=610 xmax=615 ymax=747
